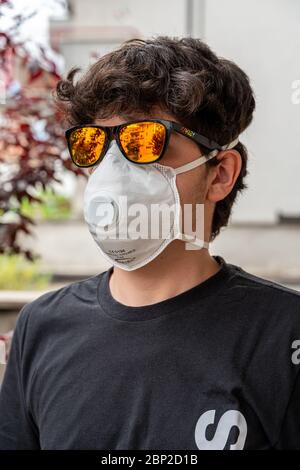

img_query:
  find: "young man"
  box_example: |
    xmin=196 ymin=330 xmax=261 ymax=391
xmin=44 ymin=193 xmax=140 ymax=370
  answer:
xmin=0 ymin=36 xmax=300 ymax=450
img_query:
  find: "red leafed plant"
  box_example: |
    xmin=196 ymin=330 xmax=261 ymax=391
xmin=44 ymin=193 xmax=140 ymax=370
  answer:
xmin=0 ymin=0 xmax=83 ymax=260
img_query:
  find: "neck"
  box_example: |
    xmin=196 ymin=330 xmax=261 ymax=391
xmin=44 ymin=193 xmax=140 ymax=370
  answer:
xmin=108 ymin=240 xmax=221 ymax=307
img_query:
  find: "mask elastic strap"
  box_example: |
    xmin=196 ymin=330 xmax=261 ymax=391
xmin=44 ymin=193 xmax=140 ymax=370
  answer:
xmin=177 ymin=232 xmax=210 ymax=249
xmin=174 ymin=136 xmax=240 ymax=176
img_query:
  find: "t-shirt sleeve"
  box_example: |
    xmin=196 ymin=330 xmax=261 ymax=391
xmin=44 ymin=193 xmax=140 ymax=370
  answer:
xmin=0 ymin=306 xmax=39 ymax=449
xmin=275 ymin=366 xmax=300 ymax=449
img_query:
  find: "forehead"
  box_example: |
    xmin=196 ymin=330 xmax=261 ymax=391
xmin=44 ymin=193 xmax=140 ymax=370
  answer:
xmin=93 ymin=107 xmax=180 ymax=127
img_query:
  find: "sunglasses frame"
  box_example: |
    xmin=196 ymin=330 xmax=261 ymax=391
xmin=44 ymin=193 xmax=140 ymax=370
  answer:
xmin=65 ymin=118 xmax=225 ymax=168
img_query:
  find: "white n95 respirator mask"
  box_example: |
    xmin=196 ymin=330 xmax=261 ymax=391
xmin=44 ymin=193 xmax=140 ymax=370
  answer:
xmin=83 ymin=137 xmax=238 ymax=271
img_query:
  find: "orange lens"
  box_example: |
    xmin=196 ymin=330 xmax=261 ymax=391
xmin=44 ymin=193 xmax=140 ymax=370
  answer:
xmin=119 ymin=122 xmax=166 ymax=163
xmin=69 ymin=127 xmax=106 ymax=167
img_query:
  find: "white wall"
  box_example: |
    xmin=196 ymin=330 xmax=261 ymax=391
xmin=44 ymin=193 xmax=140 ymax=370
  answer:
xmin=204 ymin=0 xmax=300 ymax=223
xmin=69 ymin=0 xmax=188 ymax=37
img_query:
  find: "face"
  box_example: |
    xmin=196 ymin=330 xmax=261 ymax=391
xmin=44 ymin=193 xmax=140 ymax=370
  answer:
xmin=90 ymin=107 xmax=209 ymax=202
xmin=88 ymin=106 xmax=242 ymax=241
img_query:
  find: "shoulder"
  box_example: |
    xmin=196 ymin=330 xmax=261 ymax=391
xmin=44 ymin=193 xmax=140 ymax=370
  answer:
xmin=228 ymin=261 xmax=300 ymax=299
xmin=225 ymin=261 xmax=300 ymax=327
xmin=14 ymin=272 xmax=106 ymax=336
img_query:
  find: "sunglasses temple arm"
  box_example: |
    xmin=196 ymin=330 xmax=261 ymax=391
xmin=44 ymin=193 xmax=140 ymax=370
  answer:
xmin=172 ymin=122 xmax=224 ymax=150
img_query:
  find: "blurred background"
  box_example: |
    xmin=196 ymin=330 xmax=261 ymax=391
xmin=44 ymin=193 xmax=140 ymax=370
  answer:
xmin=0 ymin=0 xmax=300 ymax=377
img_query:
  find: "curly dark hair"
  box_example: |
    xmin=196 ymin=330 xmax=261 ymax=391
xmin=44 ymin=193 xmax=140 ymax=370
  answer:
xmin=54 ymin=36 xmax=256 ymax=241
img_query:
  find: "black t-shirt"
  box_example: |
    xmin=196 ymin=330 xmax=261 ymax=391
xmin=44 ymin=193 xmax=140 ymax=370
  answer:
xmin=1 ymin=255 xmax=300 ymax=450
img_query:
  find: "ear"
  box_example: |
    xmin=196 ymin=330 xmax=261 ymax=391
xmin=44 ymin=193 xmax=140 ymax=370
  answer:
xmin=206 ymin=149 xmax=242 ymax=203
